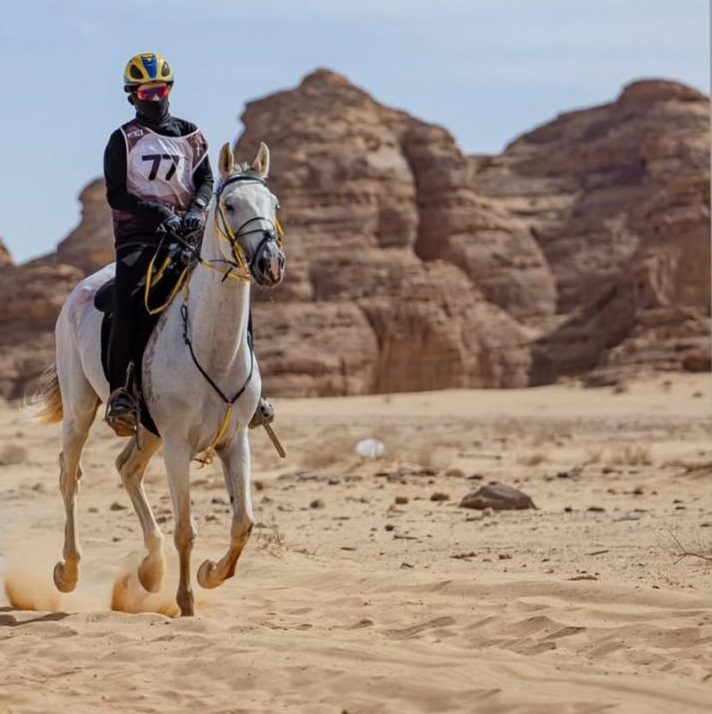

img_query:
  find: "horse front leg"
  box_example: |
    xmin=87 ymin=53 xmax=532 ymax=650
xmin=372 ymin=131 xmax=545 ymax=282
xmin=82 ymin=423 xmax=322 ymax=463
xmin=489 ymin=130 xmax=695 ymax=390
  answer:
xmin=197 ymin=429 xmax=254 ymax=589
xmin=116 ymin=430 xmax=164 ymax=592
xmin=54 ymin=400 xmax=98 ymax=592
xmin=163 ymin=437 xmax=196 ymax=616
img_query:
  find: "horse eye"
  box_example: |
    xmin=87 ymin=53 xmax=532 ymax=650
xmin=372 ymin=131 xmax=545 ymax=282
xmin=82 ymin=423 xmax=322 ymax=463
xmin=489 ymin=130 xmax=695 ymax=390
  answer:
xmin=225 ymin=204 xmax=234 ymax=214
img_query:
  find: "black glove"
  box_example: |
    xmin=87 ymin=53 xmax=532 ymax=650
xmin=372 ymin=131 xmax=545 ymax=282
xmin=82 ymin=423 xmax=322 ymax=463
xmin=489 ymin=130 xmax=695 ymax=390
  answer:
xmin=157 ymin=213 xmax=182 ymax=236
xmin=181 ymin=211 xmax=204 ymax=234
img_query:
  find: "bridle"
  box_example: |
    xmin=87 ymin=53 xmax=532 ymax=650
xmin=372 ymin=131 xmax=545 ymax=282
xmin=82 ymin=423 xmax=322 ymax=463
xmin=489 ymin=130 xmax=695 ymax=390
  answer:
xmin=210 ymin=173 xmax=285 ymax=284
xmin=143 ymin=172 xmax=285 ymax=313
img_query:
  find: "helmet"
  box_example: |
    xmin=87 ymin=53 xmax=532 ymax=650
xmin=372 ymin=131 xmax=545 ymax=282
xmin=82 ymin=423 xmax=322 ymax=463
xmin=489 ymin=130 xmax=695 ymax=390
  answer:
xmin=123 ymin=53 xmax=173 ymax=92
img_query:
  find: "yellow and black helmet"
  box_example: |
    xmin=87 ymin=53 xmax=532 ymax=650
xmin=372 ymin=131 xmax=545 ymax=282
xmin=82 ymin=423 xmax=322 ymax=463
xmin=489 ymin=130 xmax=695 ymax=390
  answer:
xmin=123 ymin=52 xmax=173 ymax=91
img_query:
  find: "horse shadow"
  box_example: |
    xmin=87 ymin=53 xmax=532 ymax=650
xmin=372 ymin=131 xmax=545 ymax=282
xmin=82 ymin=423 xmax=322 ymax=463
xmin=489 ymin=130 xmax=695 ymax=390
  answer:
xmin=0 ymin=606 xmax=70 ymax=628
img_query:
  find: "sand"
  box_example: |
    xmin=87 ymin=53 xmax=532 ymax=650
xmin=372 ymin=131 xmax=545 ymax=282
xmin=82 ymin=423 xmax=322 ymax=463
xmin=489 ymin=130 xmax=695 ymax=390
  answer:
xmin=1 ymin=373 xmax=711 ymax=713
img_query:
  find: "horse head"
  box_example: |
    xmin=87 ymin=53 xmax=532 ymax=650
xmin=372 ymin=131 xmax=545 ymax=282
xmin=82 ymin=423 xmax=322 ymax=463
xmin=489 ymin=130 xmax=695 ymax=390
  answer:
xmin=211 ymin=141 xmax=286 ymax=287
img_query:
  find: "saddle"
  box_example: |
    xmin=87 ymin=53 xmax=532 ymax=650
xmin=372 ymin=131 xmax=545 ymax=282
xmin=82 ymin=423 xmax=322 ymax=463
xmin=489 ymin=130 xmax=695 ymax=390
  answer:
xmin=95 ymin=250 xmax=192 ymax=436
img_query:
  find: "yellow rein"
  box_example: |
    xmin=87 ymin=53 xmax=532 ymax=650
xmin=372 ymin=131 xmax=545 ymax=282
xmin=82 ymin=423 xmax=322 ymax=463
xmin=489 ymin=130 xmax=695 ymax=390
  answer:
xmin=196 ymin=405 xmax=233 ymax=467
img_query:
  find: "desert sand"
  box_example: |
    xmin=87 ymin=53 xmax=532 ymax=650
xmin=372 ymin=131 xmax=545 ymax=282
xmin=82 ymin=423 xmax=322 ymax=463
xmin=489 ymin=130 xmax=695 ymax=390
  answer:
xmin=1 ymin=374 xmax=711 ymax=713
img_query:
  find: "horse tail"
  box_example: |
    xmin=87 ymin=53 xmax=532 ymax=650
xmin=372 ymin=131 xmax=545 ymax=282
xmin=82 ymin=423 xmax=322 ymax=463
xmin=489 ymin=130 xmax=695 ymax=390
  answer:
xmin=36 ymin=363 xmax=63 ymax=424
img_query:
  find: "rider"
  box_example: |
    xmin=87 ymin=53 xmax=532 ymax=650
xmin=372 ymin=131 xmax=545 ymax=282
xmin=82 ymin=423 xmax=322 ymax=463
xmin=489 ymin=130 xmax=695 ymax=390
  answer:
xmin=103 ymin=52 xmax=273 ymax=436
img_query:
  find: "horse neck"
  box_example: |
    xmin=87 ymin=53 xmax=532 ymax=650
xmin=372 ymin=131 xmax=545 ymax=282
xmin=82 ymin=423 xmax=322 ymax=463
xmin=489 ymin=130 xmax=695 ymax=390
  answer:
xmin=185 ymin=213 xmax=251 ymax=371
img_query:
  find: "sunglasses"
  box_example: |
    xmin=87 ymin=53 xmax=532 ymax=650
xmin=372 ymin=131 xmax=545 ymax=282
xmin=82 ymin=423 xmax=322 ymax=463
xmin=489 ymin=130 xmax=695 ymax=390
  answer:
xmin=135 ymin=83 xmax=171 ymax=101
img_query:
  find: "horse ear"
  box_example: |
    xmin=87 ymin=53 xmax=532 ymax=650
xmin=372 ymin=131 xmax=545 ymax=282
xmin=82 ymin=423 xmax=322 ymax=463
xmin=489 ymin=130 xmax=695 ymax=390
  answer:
xmin=251 ymin=142 xmax=270 ymax=178
xmin=218 ymin=142 xmax=234 ymax=178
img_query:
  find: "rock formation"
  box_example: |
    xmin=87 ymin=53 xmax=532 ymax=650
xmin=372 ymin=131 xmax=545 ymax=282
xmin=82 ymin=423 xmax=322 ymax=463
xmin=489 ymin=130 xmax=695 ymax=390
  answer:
xmin=0 ymin=238 xmax=12 ymax=269
xmin=475 ymin=79 xmax=710 ymax=381
xmin=0 ymin=70 xmax=708 ymax=399
xmin=238 ymin=69 xmax=532 ymax=394
xmin=0 ymin=258 xmax=83 ymax=398
xmin=56 ymin=179 xmax=115 ymax=274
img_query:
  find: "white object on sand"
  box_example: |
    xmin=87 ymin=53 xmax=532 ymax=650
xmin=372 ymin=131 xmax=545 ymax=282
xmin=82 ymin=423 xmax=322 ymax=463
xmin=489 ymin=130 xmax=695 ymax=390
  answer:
xmin=356 ymin=438 xmax=385 ymax=459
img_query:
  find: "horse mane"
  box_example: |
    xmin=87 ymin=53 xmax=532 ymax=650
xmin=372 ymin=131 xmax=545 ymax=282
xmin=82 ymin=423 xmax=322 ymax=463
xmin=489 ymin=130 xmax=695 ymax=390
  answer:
xmin=232 ymin=163 xmax=258 ymax=176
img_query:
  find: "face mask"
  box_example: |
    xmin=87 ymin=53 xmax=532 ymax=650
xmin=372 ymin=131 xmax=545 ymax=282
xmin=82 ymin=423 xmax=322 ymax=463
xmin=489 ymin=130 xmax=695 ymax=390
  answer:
xmin=133 ymin=97 xmax=170 ymax=125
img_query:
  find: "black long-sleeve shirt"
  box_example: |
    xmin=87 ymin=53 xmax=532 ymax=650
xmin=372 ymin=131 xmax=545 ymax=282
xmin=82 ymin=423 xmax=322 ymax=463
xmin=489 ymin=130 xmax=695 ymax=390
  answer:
xmin=104 ymin=115 xmax=213 ymax=244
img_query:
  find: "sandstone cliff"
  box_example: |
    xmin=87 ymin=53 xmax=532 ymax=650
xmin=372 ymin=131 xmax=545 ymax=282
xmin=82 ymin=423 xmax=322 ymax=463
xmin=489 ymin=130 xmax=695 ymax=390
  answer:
xmin=238 ymin=69 xmax=532 ymax=394
xmin=0 ymin=258 xmax=83 ymax=398
xmin=0 ymin=70 xmax=708 ymax=399
xmin=0 ymin=238 xmax=12 ymax=269
xmin=482 ymin=79 xmax=710 ymax=381
xmin=55 ymin=179 xmax=115 ymax=274
xmin=239 ymin=70 xmax=709 ymax=391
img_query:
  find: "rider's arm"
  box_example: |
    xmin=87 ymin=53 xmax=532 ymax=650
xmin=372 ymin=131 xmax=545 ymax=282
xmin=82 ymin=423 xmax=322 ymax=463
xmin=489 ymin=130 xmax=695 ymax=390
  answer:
xmin=179 ymin=121 xmax=214 ymax=214
xmin=188 ymin=155 xmax=214 ymax=213
xmin=103 ymin=129 xmax=173 ymax=223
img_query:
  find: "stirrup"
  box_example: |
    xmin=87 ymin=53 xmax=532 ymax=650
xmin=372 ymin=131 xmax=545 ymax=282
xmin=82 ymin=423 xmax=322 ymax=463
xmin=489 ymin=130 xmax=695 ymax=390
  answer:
xmin=249 ymin=396 xmax=274 ymax=430
xmin=106 ymin=388 xmax=139 ymax=438
xmin=250 ymin=396 xmax=285 ymax=458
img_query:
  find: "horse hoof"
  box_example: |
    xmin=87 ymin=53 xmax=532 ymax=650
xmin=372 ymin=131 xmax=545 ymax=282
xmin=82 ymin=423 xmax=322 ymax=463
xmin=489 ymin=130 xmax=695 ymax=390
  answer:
xmin=53 ymin=561 xmax=78 ymax=593
xmin=197 ymin=559 xmax=222 ymax=589
xmin=138 ymin=557 xmax=164 ymax=593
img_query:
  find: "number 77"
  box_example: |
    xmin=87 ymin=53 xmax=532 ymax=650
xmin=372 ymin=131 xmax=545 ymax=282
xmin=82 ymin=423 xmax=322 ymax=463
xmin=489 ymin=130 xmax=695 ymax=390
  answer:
xmin=141 ymin=153 xmax=181 ymax=180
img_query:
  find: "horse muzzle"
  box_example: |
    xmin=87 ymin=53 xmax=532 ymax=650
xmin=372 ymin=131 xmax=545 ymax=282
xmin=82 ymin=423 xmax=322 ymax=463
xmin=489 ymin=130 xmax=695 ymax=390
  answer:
xmin=252 ymin=238 xmax=285 ymax=287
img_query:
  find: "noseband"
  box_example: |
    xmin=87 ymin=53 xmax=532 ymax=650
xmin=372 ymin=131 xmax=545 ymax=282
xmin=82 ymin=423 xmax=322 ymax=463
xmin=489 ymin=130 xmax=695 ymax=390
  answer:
xmin=212 ymin=173 xmax=285 ymax=283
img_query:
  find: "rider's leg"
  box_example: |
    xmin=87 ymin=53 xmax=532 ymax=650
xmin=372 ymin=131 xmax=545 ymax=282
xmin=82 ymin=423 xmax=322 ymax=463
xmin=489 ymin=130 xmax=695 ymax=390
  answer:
xmin=106 ymin=246 xmax=149 ymax=434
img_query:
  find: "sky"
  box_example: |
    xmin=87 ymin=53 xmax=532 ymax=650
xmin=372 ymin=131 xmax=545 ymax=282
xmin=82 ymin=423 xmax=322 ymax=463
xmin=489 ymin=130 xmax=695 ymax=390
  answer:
xmin=1 ymin=0 xmax=708 ymax=263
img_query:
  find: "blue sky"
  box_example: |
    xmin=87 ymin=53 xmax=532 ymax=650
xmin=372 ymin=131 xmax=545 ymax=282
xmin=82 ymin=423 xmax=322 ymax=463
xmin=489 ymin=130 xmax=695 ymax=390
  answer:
xmin=1 ymin=0 xmax=708 ymax=262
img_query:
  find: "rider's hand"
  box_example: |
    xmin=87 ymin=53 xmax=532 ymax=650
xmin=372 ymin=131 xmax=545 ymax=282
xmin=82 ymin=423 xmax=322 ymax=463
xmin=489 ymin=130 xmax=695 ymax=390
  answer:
xmin=181 ymin=211 xmax=204 ymax=234
xmin=157 ymin=213 xmax=182 ymax=236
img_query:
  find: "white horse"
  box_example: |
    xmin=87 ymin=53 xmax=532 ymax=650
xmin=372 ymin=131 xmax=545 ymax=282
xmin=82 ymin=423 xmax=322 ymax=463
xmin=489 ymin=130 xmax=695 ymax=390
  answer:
xmin=38 ymin=141 xmax=285 ymax=616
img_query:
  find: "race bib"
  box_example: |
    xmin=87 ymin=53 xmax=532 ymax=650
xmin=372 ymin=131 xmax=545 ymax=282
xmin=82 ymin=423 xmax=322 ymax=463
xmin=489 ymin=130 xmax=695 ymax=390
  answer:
xmin=121 ymin=120 xmax=208 ymax=213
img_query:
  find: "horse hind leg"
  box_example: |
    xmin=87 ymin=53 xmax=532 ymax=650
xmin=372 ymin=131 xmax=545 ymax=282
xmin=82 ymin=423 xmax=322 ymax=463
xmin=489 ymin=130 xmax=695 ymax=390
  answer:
xmin=116 ymin=429 xmax=164 ymax=592
xmin=198 ymin=430 xmax=254 ymax=590
xmin=53 ymin=389 xmax=99 ymax=593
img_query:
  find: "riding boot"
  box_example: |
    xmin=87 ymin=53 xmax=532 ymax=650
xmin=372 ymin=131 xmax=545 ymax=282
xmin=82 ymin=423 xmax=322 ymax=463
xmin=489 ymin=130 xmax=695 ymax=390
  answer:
xmin=106 ymin=386 xmax=139 ymax=437
xmin=106 ymin=355 xmax=140 ymax=436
